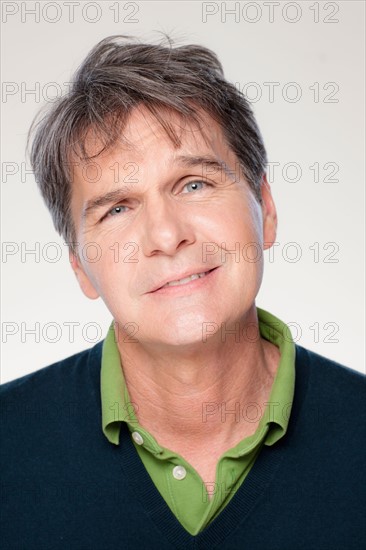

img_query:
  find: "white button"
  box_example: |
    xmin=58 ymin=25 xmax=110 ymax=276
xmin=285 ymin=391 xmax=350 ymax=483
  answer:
xmin=132 ymin=432 xmax=144 ymax=445
xmin=172 ymin=465 xmax=187 ymax=480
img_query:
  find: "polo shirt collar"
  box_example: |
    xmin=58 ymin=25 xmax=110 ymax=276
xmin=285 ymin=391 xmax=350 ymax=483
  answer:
xmin=101 ymin=307 xmax=295 ymax=447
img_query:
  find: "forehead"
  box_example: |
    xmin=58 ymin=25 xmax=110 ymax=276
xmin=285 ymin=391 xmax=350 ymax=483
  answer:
xmin=78 ymin=105 xmax=234 ymax=167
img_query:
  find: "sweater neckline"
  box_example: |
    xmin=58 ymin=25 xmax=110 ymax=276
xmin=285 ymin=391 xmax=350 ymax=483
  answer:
xmin=113 ymin=344 xmax=310 ymax=547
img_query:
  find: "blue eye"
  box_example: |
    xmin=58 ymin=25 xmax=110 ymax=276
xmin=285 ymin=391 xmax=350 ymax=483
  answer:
xmin=182 ymin=181 xmax=206 ymax=193
xmin=103 ymin=205 xmax=129 ymax=221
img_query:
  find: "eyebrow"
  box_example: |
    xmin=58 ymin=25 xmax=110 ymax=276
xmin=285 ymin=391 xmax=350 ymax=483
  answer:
xmin=82 ymin=187 xmax=132 ymax=220
xmin=175 ymin=154 xmax=234 ymax=180
xmin=82 ymin=154 xmax=235 ymax=219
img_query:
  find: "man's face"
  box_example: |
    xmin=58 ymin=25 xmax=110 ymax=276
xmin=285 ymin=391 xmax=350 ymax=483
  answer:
xmin=69 ymin=106 xmax=277 ymax=349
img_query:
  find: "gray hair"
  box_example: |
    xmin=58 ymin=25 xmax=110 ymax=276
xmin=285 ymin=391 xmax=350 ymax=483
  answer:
xmin=27 ymin=34 xmax=268 ymax=255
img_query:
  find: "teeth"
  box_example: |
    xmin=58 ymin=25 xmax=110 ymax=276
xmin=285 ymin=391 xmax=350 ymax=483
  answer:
xmin=163 ymin=271 xmax=208 ymax=288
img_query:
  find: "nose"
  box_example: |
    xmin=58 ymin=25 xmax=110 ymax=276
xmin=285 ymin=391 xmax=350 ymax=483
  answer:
xmin=140 ymin=194 xmax=195 ymax=257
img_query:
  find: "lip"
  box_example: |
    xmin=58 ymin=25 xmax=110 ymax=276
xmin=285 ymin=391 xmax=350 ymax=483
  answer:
xmin=148 ymin=267 xmax=220 ymax=295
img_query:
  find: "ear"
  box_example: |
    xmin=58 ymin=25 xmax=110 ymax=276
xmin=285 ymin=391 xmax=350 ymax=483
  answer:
xmin=260 ymin=174 xmax=278 ymax=251
xmin=69 ymin=250 xmax=100 ymax=300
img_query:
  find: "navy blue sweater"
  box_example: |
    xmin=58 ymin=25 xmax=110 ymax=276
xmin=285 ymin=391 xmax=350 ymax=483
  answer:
xmin=1 ymin=342 xmax=365 ymax=549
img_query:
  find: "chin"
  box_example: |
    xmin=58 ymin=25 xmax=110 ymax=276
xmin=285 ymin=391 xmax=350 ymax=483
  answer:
xmin=141 ymin=322 xmax=212 ymax=350
xmin=154 ymin=329 xmax=205 ymax=347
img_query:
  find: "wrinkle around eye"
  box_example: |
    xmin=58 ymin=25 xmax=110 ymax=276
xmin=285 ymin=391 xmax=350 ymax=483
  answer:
xmin=100 ymin=204 xmax=130 ymax=222
xmin=180 ymin=180 xmax=211 ymax=194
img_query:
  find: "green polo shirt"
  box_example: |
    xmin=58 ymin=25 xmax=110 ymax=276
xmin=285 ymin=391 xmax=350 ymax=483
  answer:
xmin=101 ymin=307 xmax=295 ymax=535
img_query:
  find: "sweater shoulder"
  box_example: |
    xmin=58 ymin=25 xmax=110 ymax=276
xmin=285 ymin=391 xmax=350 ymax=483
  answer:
xmin=0 ymin=341 xmax=103 ymax=402
xmin=295 ymin=344 xmax=366 ymax=417
xmin=297 ymin=344 xmax=365 ymax=383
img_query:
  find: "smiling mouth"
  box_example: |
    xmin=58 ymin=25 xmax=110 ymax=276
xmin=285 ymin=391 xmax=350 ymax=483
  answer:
xmin=158 ymin=269 xmax=216 ymax=290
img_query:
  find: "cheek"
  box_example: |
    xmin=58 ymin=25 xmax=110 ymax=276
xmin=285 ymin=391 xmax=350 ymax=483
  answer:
xmin=237 ymin=195 xmax=264 ymax=244
xmin=96 ymin=259 xmax=142 ymax=317
xmin=237 ymin=209 xmax=264 ymax=275
xmin=216 ymin=199 xmax=263 ymax=251
xmin=223 ymin=202 xmax=264 ymax=290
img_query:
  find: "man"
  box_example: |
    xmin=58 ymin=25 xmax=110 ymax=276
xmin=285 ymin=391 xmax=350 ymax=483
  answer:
xmin=1 ymin=35 xmax=365 ymax=549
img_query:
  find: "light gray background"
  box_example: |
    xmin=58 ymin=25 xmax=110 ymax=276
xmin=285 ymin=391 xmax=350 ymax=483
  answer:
xmin=1 ymin=0 xmax=365 ymax=382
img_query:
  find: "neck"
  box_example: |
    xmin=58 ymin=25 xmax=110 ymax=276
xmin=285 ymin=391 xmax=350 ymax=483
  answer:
xmin=116 ymin=305 xmax=280 ymax=453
